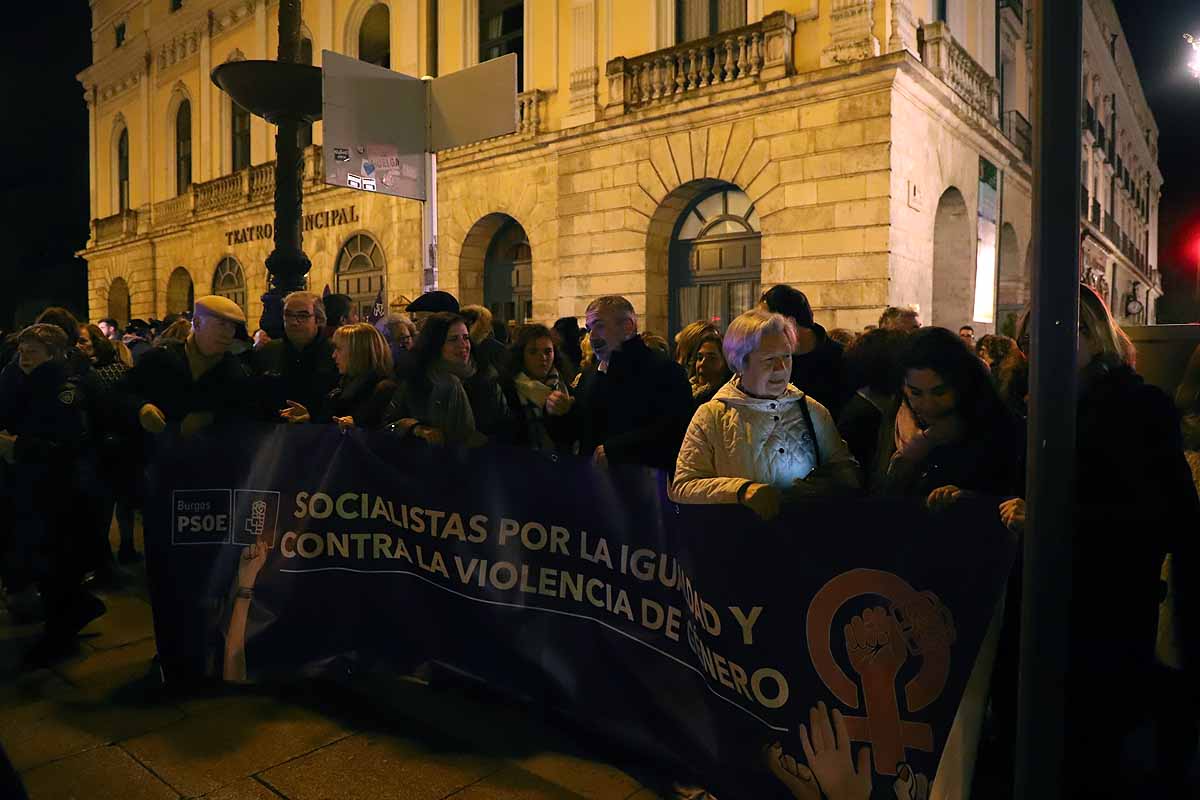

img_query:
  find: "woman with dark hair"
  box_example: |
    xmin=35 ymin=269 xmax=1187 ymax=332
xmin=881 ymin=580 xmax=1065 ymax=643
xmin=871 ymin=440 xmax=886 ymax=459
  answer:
xmin=837 ymin=327 xmax=907 ymax=481
xmin=976 ymin=333 xmax=1028 ymax=417
xmin=873 ymin=327 xmax=1022 ymax=503
xmin=687 ymin=330 xmax=731 ymax=408
xmin=383 ymin=312 xmax=483 ymax=446
xmin=995 ymin=285 xmax=1200 ymax=795
xmin=500 ymin=324 xmax=576 ymax=451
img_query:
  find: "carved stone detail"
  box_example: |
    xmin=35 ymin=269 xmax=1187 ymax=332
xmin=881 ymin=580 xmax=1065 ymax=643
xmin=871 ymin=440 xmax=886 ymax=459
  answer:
xmin=158 ymin=27 xmax=202 ymax=71
xmin=888 ymin=0 xmax=918 ymax=57
xmin=210 ymin=0 xmax=256 ymax=38
xmin=821 ymin=0 xmax=880 ymax=68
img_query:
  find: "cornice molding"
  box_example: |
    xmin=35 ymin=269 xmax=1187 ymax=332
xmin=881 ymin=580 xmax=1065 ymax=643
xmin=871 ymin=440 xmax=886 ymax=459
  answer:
xmin=210 ymin=0 xmax=257 ymax=38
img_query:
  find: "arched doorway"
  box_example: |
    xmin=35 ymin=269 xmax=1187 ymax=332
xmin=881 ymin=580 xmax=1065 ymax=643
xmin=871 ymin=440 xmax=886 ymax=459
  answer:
xmin=213 ymin=257 xmax=247 ymax=314
xmin=166 ymin=267 xmax=195 ymax=315
xmin=483 ymin=218 xmax=532 ymax=326
xmin=336 ymin=232 xmax=387 ymax=320
xmin=108 ymin=278 xmax=131 ymax=327
xmin=996 ymin=223 xmax=1022 ymax=338
xmin=931 ymin=187 xmax=973 ymax=330
xmin=669 ymin=185 xmax=761 ymax=337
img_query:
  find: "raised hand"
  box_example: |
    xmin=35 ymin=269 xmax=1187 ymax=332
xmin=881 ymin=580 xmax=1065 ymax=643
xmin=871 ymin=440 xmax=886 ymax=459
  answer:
xmin=545 ymin=390 xmax=572 ymax=417
xmin=845 ymin=607 xmax=907 ymax=685
xmin=763 ymin=741 xmax=820 ymax=800
xmin=279 ymin=400 xmax=311 ymax=424
xmin=798 ymin=702 xmax=873 ymax=800
xmin=237 ymin=541 xmax=270 ymax=590
xmin=892 ymin=763 xmax=929 ymax=800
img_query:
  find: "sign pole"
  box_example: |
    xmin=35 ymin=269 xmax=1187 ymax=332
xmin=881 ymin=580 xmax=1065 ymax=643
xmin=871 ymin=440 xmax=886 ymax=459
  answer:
xmin=1014 ymin=0 xmax=1083 ymax=797
xmin=422 ymin=151 xmax=438 ymax=292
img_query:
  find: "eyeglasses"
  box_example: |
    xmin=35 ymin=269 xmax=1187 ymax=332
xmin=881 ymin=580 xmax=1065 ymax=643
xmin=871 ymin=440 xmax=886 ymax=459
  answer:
xmin=283 ymin=312 xmax=314 ymax=322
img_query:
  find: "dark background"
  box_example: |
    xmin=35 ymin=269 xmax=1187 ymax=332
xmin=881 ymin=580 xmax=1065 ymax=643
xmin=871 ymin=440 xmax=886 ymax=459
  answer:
xmin=0 ymin=2 xmax=1197 ymax=332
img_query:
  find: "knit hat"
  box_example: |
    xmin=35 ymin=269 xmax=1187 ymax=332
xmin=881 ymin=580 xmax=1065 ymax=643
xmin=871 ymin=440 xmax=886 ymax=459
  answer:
xmin=407 ymin=290 xmax=459 ymax=314
xmin=194 ymin=295 xmax=247 ymax=324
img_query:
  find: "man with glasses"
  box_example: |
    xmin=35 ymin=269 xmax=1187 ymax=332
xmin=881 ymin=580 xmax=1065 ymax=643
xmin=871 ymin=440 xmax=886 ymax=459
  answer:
xmin=252 ymin=292 xmax=340 ymax=424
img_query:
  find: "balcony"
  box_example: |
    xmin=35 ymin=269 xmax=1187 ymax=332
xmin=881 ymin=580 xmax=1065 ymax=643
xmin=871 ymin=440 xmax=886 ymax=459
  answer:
xmin=152 ymin=192 xmax=194 ymax=226
xmin=1082 ymin=101 xmax=1096 ymax=136
xmin=94 ymin=209 xmax=138 ymax=243
xmin=920 ymin=22 xmax=1000 ymax=120
xmin=517 ymin=90 xmax=545 ymax=136
xmin=1091 ymin=199 xmax=1101 ymax=227
xmin=605 ymin=11 xmax=795 ymax=117
xmin=1000 ymin=0 xmax=1023 ymax=24
xmin=1003 ymin=110 xmax=1032 ymax=162
xmin=1104 ymin=213 xmax=1119 ymax=243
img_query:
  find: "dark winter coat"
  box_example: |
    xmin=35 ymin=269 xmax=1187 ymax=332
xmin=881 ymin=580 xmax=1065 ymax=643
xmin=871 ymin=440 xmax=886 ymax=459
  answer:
xmin=320 ymin=373 xmax=398 ymax=430
xmin=575 ymin=335 xmax=693 ymax=472
xmin=789 ymin=323 xmax=848 ymax=419
xmin=118 ymin=339 xmax=254 ymax=428
xmin=252 ymin=335 xmax=340 ymax=421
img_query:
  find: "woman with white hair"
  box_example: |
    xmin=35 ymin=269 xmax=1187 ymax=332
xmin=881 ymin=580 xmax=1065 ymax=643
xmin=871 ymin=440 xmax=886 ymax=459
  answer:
xmin=670 ymin=309 xmax=859 ymax=520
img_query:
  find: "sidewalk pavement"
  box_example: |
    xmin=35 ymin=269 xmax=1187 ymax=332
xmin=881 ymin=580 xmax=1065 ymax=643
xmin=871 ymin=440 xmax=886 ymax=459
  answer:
xmin=0 ymin=522 xmax=670 ymax=800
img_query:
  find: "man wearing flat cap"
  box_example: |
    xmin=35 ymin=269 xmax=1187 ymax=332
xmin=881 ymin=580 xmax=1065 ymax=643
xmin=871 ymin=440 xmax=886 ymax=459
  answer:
xmin=120 ymin=295 xmax=256 ymax=439
xmin=405 ymin=290 xmax=459 ymax=332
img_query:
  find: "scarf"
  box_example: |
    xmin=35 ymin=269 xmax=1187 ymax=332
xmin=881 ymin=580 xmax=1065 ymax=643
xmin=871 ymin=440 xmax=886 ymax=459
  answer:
xmin=184 ymin=335 xmax=224 ymax=381
xmin=430 ymin=357 xmax=477 ymax=383
xmin=892 ymin=400 xmax=925 ymax=457
xmin=516 ymin=370 xmax=563 ymax=406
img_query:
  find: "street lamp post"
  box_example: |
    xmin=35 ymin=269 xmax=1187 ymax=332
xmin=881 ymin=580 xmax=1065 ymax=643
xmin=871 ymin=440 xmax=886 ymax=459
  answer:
xmin=211 ymin=0 xmax=322 ymax=337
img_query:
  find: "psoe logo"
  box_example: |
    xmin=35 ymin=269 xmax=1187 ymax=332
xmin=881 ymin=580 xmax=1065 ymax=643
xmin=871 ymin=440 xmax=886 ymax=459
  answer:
xmin=232 ymin=490 xmax=281 ymax=548
xmin=805 ymin=568 xmax=956 ymax=777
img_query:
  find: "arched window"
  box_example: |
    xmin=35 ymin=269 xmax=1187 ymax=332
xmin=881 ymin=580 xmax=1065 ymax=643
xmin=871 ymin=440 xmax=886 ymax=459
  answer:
xmin=175 ymin=99 xmax=192 ymax=196
xmin=669 ymin=186 xmax=761 ymax=335
xmin=117 ymin=128 xmax=130 ymax=211
xmin=483 ymin=218 xmax=532 ymax=325
xmin=299 ymin=36 xmax=314 ymax=149
xmin=108 ymin=277 xmax=131 ymax=328
xmin=232 ymin=102 xmax=251 ymax=171
xmin=359 ymin=4 xmax=390 ymax=68
xmin=213 ymin=257 xmax=247 ymax=313
xmin=480 ymin=0 xmax=523 ymax=89
xmin=336 ymin=233 xmax=386 ymax=320
xmin=166 ymin=267 xmax=195 ymax=315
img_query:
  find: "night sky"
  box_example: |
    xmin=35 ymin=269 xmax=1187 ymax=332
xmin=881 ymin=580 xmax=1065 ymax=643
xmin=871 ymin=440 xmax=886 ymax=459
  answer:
xmin=1 ymin=2 xmax=1198 ymax=330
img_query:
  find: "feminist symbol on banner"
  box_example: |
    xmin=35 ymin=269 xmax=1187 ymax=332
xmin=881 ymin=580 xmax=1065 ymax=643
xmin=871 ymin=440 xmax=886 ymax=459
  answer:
xmin=805 ymin=569 xmax=957 ymax=776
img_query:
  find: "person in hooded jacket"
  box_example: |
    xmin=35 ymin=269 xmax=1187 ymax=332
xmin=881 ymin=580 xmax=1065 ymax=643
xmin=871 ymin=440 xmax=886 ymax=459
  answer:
xmin=759 ymin=285 xmax=849 ymax=419
xmin=671 ymin=309 xmax=859 ymax=520
xmin=0 ymin=324 xmax=105 ymax=662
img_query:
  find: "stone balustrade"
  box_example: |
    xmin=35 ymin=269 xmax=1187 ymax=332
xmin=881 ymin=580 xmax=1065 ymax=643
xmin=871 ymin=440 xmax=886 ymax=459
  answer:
xmin=249 ymin=163 xmax=275 ymax=203
xmin=196 ymin=171 xmax=246 ymax=214
xmin=919 ymin=21 xmax=998 ymax=120
xmin=94 ymin=209 xmax=138 ymax=243
xmin=154 ymin=192 xmax=194 ymax=226
xmin=605 ymin=11 xmax=795 ymax=117
xmin=517 ymin=90 xmax=544 ymax=136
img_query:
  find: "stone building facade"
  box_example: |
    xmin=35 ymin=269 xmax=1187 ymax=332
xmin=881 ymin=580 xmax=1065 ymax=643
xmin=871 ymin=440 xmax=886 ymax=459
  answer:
xmin=78 ymin=0 xmax=1159 ymax=337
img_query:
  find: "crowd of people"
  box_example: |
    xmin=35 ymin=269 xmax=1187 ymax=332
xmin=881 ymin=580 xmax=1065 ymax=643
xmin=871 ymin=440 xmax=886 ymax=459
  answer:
xmin=1 ymin=280 xmax=1198 ymax=798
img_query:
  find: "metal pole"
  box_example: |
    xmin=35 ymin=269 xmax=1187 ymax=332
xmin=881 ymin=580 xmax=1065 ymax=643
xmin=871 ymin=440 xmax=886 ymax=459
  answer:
xmin=261 ymin=0 xmax=311 ymax=337
xmin=1014 ymin=0 xmax=1082 ymax=797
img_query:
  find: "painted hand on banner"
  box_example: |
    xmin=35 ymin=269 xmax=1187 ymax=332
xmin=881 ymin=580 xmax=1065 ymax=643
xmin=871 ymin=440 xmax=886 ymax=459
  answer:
xmin=999 ymin=498 xmax=1026 ymax=532
xmin=279 ymin=400 xmax=311 ymax=424
xmin=845 ymin=607 xmax=907 ymax=686
xmin=924 ymin=485 xmax=962 ymax=511
xmin=762 ymin=741 xmax=820 ymax=800
xmin=798 ymin=702 xmax=873 ymax=800
xmin=238 ymin=541 xmax=269 ymax=591
xmin=891 ymin=763 xmax=929 ymax=800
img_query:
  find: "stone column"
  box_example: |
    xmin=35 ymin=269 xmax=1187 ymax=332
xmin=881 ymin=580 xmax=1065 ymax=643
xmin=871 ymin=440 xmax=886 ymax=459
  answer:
xmin=820 ymin=0 xmax=880 ymax=68
xmin=604 ymin=56 xmax=628 ymax=117
xmin=200 ymin=14 xmax=212 ymax=182
xmin=85 ymin=85 xmax=97 ymax=229
xmin=565 ymin=0 xmax=599 ymax=127
xmin=887 ymin=0 xmax=917 ymax=57
xmin=140 ymin=51 xmax=152 ymax=208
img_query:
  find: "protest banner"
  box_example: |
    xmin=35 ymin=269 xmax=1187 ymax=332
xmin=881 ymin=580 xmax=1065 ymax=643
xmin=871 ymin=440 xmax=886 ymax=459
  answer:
xmin=145 ymin=424 xmax=1015 ymax=799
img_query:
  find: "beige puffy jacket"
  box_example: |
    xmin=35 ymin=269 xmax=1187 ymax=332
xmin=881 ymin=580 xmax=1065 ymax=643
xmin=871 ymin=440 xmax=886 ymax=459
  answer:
xmin=670 ymin=378 xmax=855 ymax=504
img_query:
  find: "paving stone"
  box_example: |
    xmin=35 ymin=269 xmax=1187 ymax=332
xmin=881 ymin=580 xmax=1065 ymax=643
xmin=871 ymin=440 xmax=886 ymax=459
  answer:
xmin=514 ymin=752 xmax=643 ymax=800
xmin=446 ymin=763 xmax=582 ymax=799
xmin=52 ymin=638 xmax=161 ymax=700
xmin=20 ymin=744 xmax=178 ymax=800
xmin=122 ymin=695 xmax=353 ymax=796
xmin=259 ymin=732 xmax=503 ymax=800
xmin=78 ymin=593 xmax=156 ymax=651
xmin=200 ymin=776 xmax=283 ymax=800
